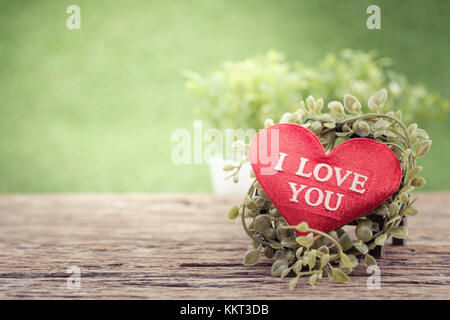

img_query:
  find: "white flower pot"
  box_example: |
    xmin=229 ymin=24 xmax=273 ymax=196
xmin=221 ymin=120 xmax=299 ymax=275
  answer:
xmin=209 ymin=155 xmax=254 ymax=195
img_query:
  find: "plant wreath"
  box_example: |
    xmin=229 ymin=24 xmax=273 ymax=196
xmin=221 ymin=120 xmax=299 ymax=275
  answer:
xmin=226 ymin=89 xmax=432 ymax=289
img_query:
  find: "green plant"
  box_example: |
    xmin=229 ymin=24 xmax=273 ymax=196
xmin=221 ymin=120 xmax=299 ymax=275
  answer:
xmin=185 ymin=50 xmax=448 ymax=130
xmin=227 ymin=89 xmax=431 ymax=288
xmin=184 ymin=51 xmax=305 ymax=130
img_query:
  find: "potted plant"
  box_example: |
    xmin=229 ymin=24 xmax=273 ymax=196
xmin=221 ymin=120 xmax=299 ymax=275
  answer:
xmin=185 ymin=50 xmax=447 ymax=194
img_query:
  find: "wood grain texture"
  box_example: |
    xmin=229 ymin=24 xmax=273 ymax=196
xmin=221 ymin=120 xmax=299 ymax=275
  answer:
xmin=0 ymin=193 xmax=449 ymax=300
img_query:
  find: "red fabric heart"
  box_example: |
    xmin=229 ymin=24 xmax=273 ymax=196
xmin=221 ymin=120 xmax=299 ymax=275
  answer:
xmin=249 ymin=124 xmax=402 ymax=234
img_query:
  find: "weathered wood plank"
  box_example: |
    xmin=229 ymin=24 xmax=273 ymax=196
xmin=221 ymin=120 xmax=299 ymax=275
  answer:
xmin=0 ymin=193 xmax=449 ymax=299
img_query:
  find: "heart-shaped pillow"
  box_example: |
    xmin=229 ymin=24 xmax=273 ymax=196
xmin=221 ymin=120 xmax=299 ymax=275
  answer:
xmin=249 ymin=124 xmax=402 ymax=233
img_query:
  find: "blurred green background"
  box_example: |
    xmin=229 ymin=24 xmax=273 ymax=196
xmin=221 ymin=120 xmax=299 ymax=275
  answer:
xmin=0 ymin=0 xmax=449 ymax=192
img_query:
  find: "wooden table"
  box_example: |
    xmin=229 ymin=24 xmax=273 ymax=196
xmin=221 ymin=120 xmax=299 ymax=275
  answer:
xmin=0 ymin=193 xmax=449 ymax=299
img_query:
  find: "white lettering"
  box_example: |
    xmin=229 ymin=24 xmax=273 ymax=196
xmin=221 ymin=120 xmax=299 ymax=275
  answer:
xmin=334 ymin=167 xmax=353 ymax=186
xmin=305 ymin=187 xmax=324 ymax=207
xmin=324 ymin=191 xmax=344 ymax=211
xmin=296 ymin=157 xmax=312 ymax=178
xmin=349 ymin=173 xmax=368 ymax=194
xmin=274 ymin=152 xmax=288 ymax=172
xmin=313 ymin=163 xmax=333 ymax=182
xmin=288 ymin=182 xmax=307 ymax=203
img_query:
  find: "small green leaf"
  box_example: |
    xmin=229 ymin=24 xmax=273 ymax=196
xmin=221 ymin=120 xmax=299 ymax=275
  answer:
xmin=328 ymin=101 xmax=345 ymax=116
xmin=405 ymin=207 xmax=419 ymax=216
xmin=399 ymin=192 xmax=409 ymax=204
xmin=408 ymin=123 xmax=418 ymax=132
xmin=293 ymin=260 xmax=303 ymax=274
xmin=385 ymin=215 xmax=401 ymax=229
xmin=391 ymin=226 xmax=408 ymax=239
xmin=411 ymin=176 xmax=426 ymax=188
xmin=296 ymin=221 xmax=309 ymax=232
xmin=295 ymin=236 xmax=314 ymax=249
xmin=389 ymin=202 xmax=399 ymax=218
xmin=263 ymin=246 xmax=275 ymax=258
xmin=318 ymin=245 xmax=329 ymax=255
xmin=332 ymin=268 xmax=350 ymax=283
xmin=355 ymin=120 xmax=370 ymax=137
xmin=402 ymin=148 xmax=411 ymax=164
xmin=374 ymin=203 xmax=388 ymax=216
xmin=223 ymin=164 xmax=236 ymax=171
xmin=399 ymin=185 xmax=414 ymax=195
xmin=353 ymin=242 xmax=368 ymax=254
xmin=309 ymin=273 xmax=318 ymax=286
xmin=343 ymin=94 xmax=360 ymax=112
xmin=254 ymin=214 xmax=271 ymax=232
xmin=271 ymin=259 xmax=288 ymax=277
xmin=280 ymin=267 xmax=292 ymax=279
xmin=356 ymin=225 xmax=372 ymax=242
xmin=338 ymin=233 xmax=353 ymax=251
xmin=320 ymin=253 xmax=330 ymax=268
xmin=306 ymin=96 xmax=316 ymax=111
xmin=281 ymin=237 xmax=299 ymax=249
xmin=351 ymin=101 xmax=362 ymax=113
xmin=308 ymin=250 xmax=317 ymax=270
xmin=373 ymin=119 xmax=390 ymax=131
xmin=270 ymin=243 xmax=283 ymax=250
xmin=347 ymin=254 xmax=359 ymax=267
xmin=243 ymin=248 xmax=260 ymax=266
xmin=375 ymin=233 xmax=387 ymax=246
xmin=246 ymin=200 xmax=257 ymax=210
xmin=365 ymin=254 xmax=377 ymax=266
xmin=412 ymin=128 xmax=429 ymax=139
xmin=406 ymin=166 xmax=423 ymax=181
xmin=340 ymin=253 xmax=353 ymax=269
xmin=289 ymin=275 xmax=300 ymax=291
xmin=295 ymin=247 xmax=304 ymax=260
xmin=324 ymin=122 xmax=336 ymax=129
xmin=226 ymin=205 xmax=240 ymax=220
xmin=416 ymin=140 xmax=432 ymax=158
xmin=368 ymin=88 xmax=387 ymax=111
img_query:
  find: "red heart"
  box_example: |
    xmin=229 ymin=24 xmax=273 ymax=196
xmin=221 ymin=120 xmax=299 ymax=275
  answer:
xmin=249 ymin=124 xmax=402 ymax=234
